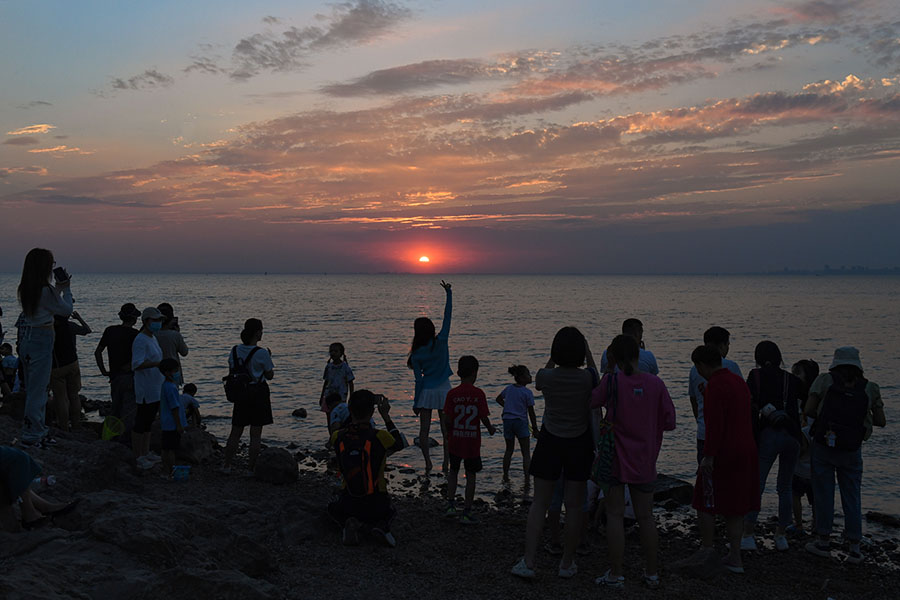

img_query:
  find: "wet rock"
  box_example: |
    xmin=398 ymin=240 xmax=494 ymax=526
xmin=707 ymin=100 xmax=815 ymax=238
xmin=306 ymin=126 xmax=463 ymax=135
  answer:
xmin=291 ymin=407 xmax=308 ymax=418
xmin=652 ymin=474 xmax=694 ymax=505
xmin=287 ymin=441 xmax=299 ymax=449
xmin=177 ymin=428 xmax=220 ymax=464
xmin=867 ymin=511 xmax=900 ymax=528
xmin=253 ymin=448 xmax=298 ymax=484
xmin=413 ymin=436 xmax=440 ymax=448
xmin=398 ymin=467 xmax=416 ymax=474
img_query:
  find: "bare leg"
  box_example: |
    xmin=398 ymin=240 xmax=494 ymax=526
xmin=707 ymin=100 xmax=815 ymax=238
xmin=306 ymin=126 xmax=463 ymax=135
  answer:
xmin=792 ymin=493 xmax=803 ymax=529
xmin=438 ymin=410 xmax=449 ymax=472
xmin=162 ymin=449 xmax=175 ymax=474
xmin=519 ymin=436 xmax=531 ymax=482
xmin=631 ymin=489 xmax=659 ymax=576
xmin=464 ymin=470 xmax=477 ymax=513
xmin=132 ymin=429 xmax=143 ymax=457
xmin=224 ymin=425 xmax=245 ymax=467
xmin=524 ymin=477 xmax=556 ymax=568
xmin=725 ymin=516 xmax=744 ymax=567
xmin=141 ymin=432 xmax=151 ymax=456
xmin=605 ymin=484 xmax=626 ymax=577
xmin=447 ymin=466 xmax=459 ymax=502
xmin=28 ymin=490 xmax=66 ymax=513
xmin=561 ymin=479 xmax=586 ymax=570
xmin=418 ymin=409 xmax=432 ymax=472
xmin=20 ymin=488 xmax=44 ymax=522
xmin=699 ymin=510 xmax=716 ymax=548
xmin=503 ymin=438 xmax=514 ymax=480
xmin=248 ymin=425 xmax=263 ymax=470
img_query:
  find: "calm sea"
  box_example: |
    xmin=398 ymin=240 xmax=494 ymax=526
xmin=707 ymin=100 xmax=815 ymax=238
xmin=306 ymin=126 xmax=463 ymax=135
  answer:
xmin=1 ymin=274 xmax=898 ymax=515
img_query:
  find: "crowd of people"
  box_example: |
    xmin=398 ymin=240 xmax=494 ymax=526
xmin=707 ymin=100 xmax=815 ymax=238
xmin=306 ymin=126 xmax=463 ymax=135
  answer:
xmin=0 ymin=248 xmax=889 ymax=589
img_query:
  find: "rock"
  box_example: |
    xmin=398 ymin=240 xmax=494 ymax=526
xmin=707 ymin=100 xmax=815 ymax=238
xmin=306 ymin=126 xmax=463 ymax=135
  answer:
xmin=867 ymin=511 xmax=900 ymax=528
xmin=253 ymin=448 xmax=298 ymax=484
xmin=652 ymin=474 xmax=694 ymax=505
xmin=277 ymin=498 xmax=327 ymax=545
xmin=135 ymin=568 xmax=279 ymax=600
xmin=287 ymin=441 xmax=299 ymax=450
xmin=0 ymin=391 xmax=26 ymax=419
xmin=177 ymin=428 xmax=220 ymax=464
xmin=413 ymin=436 xmax=440 ymax=448
xmin=291 ymin=407 xmax=308 ymax=418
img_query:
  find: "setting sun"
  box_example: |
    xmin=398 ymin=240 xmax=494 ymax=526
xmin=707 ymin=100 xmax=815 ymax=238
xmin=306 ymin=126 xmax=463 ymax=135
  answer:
xmin=418 ymin=256 xmax=430 ymax=263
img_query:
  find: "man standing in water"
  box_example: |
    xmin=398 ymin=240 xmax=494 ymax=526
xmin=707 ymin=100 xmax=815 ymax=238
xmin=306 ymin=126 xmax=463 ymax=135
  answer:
xmin=94 ymin=303 xmax=141 ymax=435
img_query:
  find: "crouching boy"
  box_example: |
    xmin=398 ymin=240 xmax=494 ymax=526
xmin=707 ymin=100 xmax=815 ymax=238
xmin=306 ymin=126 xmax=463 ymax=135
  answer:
xmin=328 ymin=389 xmax=404 ymax=547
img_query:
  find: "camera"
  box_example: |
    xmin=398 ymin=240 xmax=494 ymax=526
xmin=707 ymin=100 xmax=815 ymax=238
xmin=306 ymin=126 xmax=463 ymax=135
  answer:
xmin=53 ymin=266 xmax=71 ymax=283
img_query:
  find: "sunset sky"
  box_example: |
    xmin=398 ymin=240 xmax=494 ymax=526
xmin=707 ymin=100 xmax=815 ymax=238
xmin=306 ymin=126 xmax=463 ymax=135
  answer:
xmin=2 ymin=0 xmax=899 ymax=273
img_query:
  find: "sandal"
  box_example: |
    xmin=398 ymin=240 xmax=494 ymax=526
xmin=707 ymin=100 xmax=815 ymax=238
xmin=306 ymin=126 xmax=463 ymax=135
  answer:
xmin=595 ymin=570 xmax=624 ymax=589
xmin=643 ymin=572 xmax=660 ymax=589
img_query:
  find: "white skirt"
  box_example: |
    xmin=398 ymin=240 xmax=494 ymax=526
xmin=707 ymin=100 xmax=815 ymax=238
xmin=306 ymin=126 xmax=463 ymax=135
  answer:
xmin=415 ymin=379 xmax=452 ymax=410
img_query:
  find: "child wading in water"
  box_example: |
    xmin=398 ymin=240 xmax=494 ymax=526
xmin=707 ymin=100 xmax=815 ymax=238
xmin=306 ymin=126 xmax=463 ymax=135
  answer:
xmin=158 ymin=358 xmax=187 ymax=475
xmin=496 ymin=365 xmax=538 ymax=484
xmin=320 ymin=343 xmax=354 ymax=432
xmin=442 ymin=355 xmax=495 ymax=523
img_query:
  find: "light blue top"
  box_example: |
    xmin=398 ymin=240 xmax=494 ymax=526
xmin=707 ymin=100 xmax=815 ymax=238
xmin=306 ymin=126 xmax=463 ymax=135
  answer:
xmin=600 ymin=348 xmax=659 ymax=375
xmin=409 ymin=288 xmax=452 ymax=404
xmin=160 ymin=380 xmax=187 ymax=431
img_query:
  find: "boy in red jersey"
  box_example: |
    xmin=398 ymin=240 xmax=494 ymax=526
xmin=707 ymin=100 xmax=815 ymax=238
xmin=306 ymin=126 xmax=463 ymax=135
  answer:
xmin=442 ymin=355 xmax=496 ymax=524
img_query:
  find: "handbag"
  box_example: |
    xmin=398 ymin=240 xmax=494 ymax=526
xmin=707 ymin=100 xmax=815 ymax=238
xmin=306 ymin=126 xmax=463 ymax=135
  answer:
xmin=590 ymin=372 xmax=618 ymax=491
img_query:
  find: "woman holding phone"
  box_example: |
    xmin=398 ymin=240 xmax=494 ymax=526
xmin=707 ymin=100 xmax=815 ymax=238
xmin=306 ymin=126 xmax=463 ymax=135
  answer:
xmin=15 ymin=248 xmax=73 ymax=447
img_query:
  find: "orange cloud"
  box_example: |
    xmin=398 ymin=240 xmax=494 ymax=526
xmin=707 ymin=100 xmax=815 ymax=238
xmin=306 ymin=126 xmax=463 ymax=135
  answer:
xmin=7 ymin=124 xmax=55 ymax=135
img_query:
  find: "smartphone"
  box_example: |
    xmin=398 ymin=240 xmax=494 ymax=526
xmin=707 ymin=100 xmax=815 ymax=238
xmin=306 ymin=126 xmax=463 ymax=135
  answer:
xmin=52 ymin=266 xmax=70 ymax=283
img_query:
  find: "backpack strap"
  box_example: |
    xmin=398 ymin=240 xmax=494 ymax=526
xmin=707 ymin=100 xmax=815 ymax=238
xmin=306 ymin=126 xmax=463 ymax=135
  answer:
xmin=244 ymin=346 xmax=263 ymax=382
xmin=229 ymin=346 xmax=239 ymax=373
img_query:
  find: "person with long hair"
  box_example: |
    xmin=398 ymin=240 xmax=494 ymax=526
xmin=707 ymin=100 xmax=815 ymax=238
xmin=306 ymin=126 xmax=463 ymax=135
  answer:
xmin=223 ymin=318 xmax=274 ymax=473
xmin=742 ymin=340 xmax=804 ymax=552
xmin=407 ymin=280 xmax=452 ymax=473
xmin=15 ymin=248 xmax=73 ymax=447
xmin=512 ymin=326 xmax=598 ymax=580
xmin=592 ymin=335 xmax=675 ymax=589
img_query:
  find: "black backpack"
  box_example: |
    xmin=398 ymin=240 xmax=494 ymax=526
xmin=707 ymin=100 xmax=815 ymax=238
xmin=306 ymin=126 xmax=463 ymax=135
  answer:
xmin=812 ymin=372 xmax=869 ymax=451
xmin=335 ymin=425 xmax=386 ymax=498
xmin=222 ymin=346 xmax=261 ymax=403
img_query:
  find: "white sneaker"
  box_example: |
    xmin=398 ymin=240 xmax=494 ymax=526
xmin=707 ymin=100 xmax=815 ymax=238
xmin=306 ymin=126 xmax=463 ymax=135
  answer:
xmin=740 ymin=536 xmax=758 ymax=551
xmin=511 ymin=557 xmax=535 ymax=579
xmin=775 ymin=536 xmax=789 ymax=552
xmin=145 ymin=454 xmax=162 ymax=464
xmin=136 ymin=456 xmax=154 ymax=470
xmin=558 ymin=561 xmax=577 ymax=578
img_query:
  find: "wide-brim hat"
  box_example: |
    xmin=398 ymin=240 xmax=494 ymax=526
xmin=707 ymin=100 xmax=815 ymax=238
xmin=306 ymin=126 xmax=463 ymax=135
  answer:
xmin=141 ymin=306 xmax=163 ymax=321
xmin=119 ymin=303 xmax=141 ymax=319
xmin=830 ymin=346 xmax=863 ymax=371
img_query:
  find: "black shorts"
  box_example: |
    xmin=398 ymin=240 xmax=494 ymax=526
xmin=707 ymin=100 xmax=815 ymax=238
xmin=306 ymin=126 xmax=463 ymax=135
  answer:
xmin=161 ymin=430 xmax=181 ymax=451
xmin=232 ymin=383 xmax=273 ymax=427
xmin=529 ymin=426 xmax=593 ymax=482
xmin=132 ymin=402 xmax=159 ymax=434
xmin=449 ymin=453 xmax=483 ymax=473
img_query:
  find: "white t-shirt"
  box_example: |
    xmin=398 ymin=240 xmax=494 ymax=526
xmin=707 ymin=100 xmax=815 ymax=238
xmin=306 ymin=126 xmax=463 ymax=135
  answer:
xmin=132 ymin=333 xmax=164 ymax=405
xmin=228 ymin=344 xmax=274 ymax=383
xmin=501 ymin=384 xmax=535 ymax=421
xmin=323 ymin=361 xmax=354 ymax=400
xmin=600 ymin=348 xmax=659 ymax=375
xmin=689 ymin=358 xmax=742 ymax=440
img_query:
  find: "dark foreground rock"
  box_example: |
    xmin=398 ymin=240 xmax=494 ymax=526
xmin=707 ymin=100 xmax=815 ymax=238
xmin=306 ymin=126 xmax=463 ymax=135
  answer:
xmin=254 ymin=447 xmax=299 ymax=484
xmin=1 ymin=414 xmax=898 ymax=600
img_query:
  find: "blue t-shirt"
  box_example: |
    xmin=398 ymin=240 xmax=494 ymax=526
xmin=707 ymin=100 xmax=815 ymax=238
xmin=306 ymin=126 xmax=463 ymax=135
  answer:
xmin=409 ymin=289 xmax=452 ymax=402
xmin=160 ymin=380 xmax=188 ymax=431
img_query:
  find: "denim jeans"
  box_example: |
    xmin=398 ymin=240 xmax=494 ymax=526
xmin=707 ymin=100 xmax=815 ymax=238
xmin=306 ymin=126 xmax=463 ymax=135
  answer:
xmin=811 ymin=442 xmax=863 ymax=542
xmin=18 ymin=325 xmax=55 ymax=443
xmin=746 ymin=427 xmax=800 ymax=528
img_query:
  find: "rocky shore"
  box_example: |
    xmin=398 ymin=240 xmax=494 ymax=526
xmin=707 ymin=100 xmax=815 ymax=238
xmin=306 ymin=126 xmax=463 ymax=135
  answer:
xmin=2 ymin=413 xmax=898 ymax=600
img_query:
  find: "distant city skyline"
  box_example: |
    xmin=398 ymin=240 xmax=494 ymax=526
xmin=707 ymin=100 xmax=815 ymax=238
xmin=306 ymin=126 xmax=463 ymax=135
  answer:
xmin=2 ymin=0 xmax=900 ymax=273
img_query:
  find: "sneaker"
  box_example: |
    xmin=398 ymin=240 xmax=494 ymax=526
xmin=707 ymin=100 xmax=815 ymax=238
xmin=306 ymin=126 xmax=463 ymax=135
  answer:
xmin=642 ymin=572 xmax=660 ymax=589
xmin=722 ymin=561 xmax=745 ymax=574
xmin=371 ymin=526 xmax=397 ymax=548
xmin=785 ymin=524 xmax=802 ymax=537
xmin=460 ymin=511 xmax=478 ymax=525
xmin=775 ymin=535 xmax=789 ymax=552
xmin=558 ymin=561 xmax=577 ymax=578
xmin=136 ymin=456 xmax=154 ymax=470
xmin=805 ymin=540 xmax=831 ymax=558
xmin=511 ymin=557 xmax=535 ymax=579
xmin=145 ymin=453 xmax=162 ymax=464
xmin=342 ymin=518 xmax=360 ymax=546
xmin=41 ymin=437 xmax=58 ymax=446
xmin=740 ymin=536 xmax=757 ymax=551
xmin=595 ymin=570 xmax=624 ymax=588
xmin=444 ymin=504 xmax=458 ymax=519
